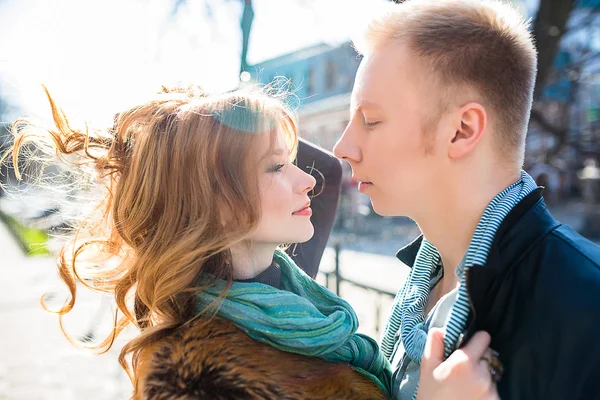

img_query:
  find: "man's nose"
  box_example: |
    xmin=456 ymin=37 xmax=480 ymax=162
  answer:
xmin=333 ymin=125 xmax=361 ymax=163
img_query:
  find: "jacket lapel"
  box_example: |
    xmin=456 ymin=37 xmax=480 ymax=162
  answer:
xmin=395 ymin=235 xmax=423 ymax=268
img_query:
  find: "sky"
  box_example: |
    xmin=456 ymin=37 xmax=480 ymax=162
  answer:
xmin=0 ymin=0 xmax=387 ymax=126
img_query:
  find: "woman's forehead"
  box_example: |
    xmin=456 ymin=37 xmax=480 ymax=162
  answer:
xmin=258 ymin=128 xmax=294 ymax=160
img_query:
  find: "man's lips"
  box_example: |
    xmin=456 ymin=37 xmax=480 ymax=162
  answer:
xmin=358 ymin=181 xmax=373 ymax=192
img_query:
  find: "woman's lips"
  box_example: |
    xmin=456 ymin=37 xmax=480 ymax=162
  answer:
xmin=292 ymin=203 xmax=312 ymax=216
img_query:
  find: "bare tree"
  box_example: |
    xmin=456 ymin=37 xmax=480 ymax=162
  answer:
xmin=529 ymin=1 xmax=599 ymax=158
xmin=174 ymin=0 xmax=596 ymax=156
xmin=387 ymin=0 xmax=598 ymax=159
xmin=532 ymin=0 xmax=579 ymax=100
xmin=240 ymin=0 xmax=254 ymax=75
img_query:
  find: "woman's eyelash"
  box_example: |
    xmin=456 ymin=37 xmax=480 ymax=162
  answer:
xmin=268 ymin=163 xmax=285 ymax=173
xmin=365 ymin=120 xmax=380 ymax=127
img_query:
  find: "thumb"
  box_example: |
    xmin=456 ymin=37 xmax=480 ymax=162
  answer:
xmin=421 ymin=327 xmax=445 ymax=371
xmin=460 ymin=331 xmax=491 ymax=360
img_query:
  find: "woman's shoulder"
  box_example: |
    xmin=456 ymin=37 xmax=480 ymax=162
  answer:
xmin=136 ymin=316 xmax=386 ymax=400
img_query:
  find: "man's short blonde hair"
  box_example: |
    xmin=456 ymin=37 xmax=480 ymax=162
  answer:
xmin=354 ymin=0 xmax=537 ymax=165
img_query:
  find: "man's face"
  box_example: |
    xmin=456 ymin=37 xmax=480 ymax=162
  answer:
xmin=333 ymin=42 xmax=447 ymax=218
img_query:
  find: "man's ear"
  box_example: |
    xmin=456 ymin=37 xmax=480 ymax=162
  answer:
xmin=448 ymin=102 xmax=487 ymax=160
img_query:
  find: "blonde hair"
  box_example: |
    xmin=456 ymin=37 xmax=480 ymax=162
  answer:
xmin=1 ymin=84 xmax=298 ymax=393
xmin=354 ymin=0 xmax=537 ymax=165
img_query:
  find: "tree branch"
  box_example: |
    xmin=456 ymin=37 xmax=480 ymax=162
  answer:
xmin=563 ymin=5 xmax=599 ymax=37
xmin=532 ymin=0 xmax=577 ymax=100
xmin=530 ymin=108 xmax=573 ymax=157
xmin=566 ymin=50 xmax=600 ymax=72
xmin=530 ymin=108 xmax=567 ymax=138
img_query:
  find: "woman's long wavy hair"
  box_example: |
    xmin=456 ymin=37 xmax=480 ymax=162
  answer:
xmin=1 ymin=84 xmax=298 ymax=392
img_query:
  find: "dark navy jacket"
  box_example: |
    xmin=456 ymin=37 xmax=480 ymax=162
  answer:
xmin=397 ymin=189 xmax=600 ymax=400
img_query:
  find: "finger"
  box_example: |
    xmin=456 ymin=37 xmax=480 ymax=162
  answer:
xmin=461 ymin=331 xmax=491 ymax=360
xmin=478 ymin=356 xmax=498 ymax=392
xmin=422 ymin=327 xmax=445 ymax=370
xmin=479 ymin=358 xmax=492 ymax=376
xmin=480 ymin=347 xmax=493 ymax=365
xmin=487 ymin=387 xmax=501 ymax=400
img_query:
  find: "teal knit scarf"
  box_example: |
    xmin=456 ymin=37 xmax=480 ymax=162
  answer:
xmin=196 ymin=249 xmax=392 ymax=398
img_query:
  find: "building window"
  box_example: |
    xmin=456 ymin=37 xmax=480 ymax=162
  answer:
xmin=326 ymin=60 xmax=336 ymax=91
xmin=307 ymin=67 xmax=316 ymax=95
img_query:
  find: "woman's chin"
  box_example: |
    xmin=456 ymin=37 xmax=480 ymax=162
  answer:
xmin=291 ymin=226 xmax=315 ymax=244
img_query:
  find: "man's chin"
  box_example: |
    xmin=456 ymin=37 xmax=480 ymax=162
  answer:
xmin=371 ymin=200 xmax=403 ymax=217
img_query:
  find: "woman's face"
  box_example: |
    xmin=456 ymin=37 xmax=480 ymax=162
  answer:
xmin=250 ymin=130 xmax=316 ymax=246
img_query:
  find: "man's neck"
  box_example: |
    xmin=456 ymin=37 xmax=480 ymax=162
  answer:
xmin=417 ymin=169 xmax=521 ymax=280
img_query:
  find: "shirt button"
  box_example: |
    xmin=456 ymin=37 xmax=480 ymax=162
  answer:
xmin=455 ymin=332 xmax=465 ymax=350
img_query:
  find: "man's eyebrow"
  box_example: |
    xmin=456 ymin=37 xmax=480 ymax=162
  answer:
xmin=358 ymin=101 xmax=383 ymax=111
xmin=350 ymin=99 xmax=383 ymax=113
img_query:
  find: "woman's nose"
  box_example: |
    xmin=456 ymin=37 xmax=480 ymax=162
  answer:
xmin=298 ymin=168 xmax=316 ymax=193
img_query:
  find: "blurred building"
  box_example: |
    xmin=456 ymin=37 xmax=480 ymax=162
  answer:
xmin=525 ymin=0 xmax=600 ymax=199
xmin=249 ymin=42 xmax=361 ymax=151
xmin=249 ymin=42 xmax=366 ymax=228
xmin=249 ymin=0 xmax=599 ymax=204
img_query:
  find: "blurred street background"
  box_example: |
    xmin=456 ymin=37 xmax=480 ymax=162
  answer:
xmin=0 ymin=0 xmax=599 ymax=399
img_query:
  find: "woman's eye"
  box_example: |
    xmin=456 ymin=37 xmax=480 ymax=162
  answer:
xmin=268 ymin=163 xmax=285 ymax=173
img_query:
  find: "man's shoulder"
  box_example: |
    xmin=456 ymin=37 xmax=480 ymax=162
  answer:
xmin=548 ymin=224 xmax=600 ymax=267
xmin=535 ymin=223 xmax=600 ymax=284
xmin=531 ymin=223 xmax=600 ymax=310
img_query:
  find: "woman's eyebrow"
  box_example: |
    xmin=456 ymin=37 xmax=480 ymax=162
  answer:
xmin=260 ymin=148 xmax=285 ymax=161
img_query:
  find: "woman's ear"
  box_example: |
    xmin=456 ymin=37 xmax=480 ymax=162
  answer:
xmin=218 ymin=198 xmax=233 ymax=228
xmin=448 ymin=102 xmax=487 ymax=160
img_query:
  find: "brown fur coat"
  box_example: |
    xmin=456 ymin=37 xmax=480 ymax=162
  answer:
xmin=135 ymin=316 xmax=387 ymax=400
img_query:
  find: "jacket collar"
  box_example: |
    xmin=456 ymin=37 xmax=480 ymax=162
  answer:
xmin=485 ymin=188 xmax=560 ymax=271
xmin=395 ymin=188 xmax=554 ymax=269
xmin=396 ymin=235 xmax=423 ymax=268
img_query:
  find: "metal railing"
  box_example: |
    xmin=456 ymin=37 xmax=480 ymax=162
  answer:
xmin=318 ymin=241 xmax=397 ymax=338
